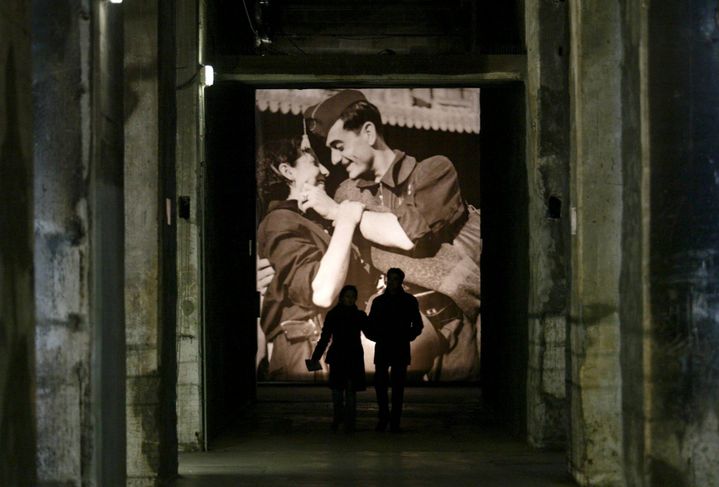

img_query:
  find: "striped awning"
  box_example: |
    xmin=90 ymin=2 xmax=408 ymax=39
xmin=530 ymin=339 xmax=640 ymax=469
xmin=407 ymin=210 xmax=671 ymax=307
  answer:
xmin=256 ymin=88 xmax=480 ymax=134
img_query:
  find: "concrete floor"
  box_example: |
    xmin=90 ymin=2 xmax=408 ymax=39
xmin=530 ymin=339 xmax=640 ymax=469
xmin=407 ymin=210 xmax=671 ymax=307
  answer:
xmin=176 ymin=386 xmax=574 ymax=486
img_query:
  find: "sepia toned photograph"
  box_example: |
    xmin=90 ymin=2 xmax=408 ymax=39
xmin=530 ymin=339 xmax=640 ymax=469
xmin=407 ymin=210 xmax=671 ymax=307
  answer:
xmin=255 ymin=88 xmax=482 ymax=383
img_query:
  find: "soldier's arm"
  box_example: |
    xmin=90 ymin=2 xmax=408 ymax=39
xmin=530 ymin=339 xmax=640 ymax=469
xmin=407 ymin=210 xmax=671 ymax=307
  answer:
xmin=335 ymin=179 xmax=414 ymax=250
xmin=358 ymin=212 xmax=414 ymax=251
xmin=391 ymin=157 xmax=465 ymax=256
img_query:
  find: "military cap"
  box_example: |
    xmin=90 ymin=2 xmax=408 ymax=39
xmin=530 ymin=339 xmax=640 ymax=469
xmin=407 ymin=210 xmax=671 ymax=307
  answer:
xmin=303 ymin=90 xmax=367 ymax=139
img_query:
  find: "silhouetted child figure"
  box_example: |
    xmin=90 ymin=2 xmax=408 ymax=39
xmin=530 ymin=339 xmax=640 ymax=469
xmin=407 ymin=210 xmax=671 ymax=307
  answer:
xmin=308 ymin=285 xmax=371 ymax=432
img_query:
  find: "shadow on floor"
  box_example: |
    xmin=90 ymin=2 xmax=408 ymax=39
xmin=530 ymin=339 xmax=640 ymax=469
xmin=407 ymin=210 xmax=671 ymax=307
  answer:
xmin=175 ymin=386 xmax=574 ymax=487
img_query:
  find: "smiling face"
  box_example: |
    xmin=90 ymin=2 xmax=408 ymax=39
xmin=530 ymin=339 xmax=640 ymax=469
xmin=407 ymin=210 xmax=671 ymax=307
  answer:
xmin=281 ymin=151 xmax=329 ymax=191
xmin=325 ymin=119 xmax=375 ymax=180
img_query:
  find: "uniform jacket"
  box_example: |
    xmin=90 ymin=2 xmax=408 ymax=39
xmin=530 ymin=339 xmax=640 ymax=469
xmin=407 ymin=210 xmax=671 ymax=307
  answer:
xmin=334 ymin=151 xmax=481 ymax=321
xmin=368 ymin=289 xmax=423 ymax=366
xmin=257 ymin=200 xmax=370 ymax=340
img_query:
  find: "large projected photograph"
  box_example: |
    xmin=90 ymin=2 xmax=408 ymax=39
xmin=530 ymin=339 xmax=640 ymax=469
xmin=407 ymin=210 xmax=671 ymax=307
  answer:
xmin=255 ymin=88 xmax=482 ymax=383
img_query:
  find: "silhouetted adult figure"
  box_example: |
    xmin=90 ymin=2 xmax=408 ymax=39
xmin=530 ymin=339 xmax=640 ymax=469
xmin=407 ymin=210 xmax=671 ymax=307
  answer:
xmin=309 ymin=285 xmax=370 ymax=433
xmin=369 ymin=268 xmax=423 ymax=432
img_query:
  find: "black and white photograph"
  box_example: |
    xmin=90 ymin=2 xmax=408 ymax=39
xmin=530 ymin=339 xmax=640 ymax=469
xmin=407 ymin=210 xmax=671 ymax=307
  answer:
xmin=255 ymin=88 xmax=482 ymax=383
xmin=7 ymin=0 xmax=717 ymax=484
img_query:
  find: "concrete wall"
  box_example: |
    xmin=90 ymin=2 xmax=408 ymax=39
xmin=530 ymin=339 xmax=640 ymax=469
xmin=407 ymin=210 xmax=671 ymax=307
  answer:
xmin=32 ymin=0 xmax=125 ymax=485
xmin=618 ymin=1 xmax=648 ymax=485
xmin=206 ymin=0 xmax=525 ymax=58
xmin=32 ymin=1 xmax=94 ymax=480
xmin=644 ymin=1 xmax=719 ymax=480
xmin=570 ymin=1 xmax=719 ymax=485
xmin=125 ymin=0 xmax=178 ymax=483
xmin=568 ymin=1 xmax=625 ymax=484
xmin=90 ymin=2 xmax=126 ymax=483
xmin=524 ymin=0 xmax=571 ymax=448
xmin=175 ymin=0 xmax=204 ymax=452
xmin=0 ymin=1 xmax=36 ymax=485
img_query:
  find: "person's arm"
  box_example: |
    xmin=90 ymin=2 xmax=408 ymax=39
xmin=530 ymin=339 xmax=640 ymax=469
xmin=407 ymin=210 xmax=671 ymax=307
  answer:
xmin=331 ymin=179 xmax=415 ymax=250
xmin=358 ymin=212 xmax=414 ymax=251
xmin=303 ymin=182 xmax=409 ymax=251
xmin=310 ymin=201 xmax=365 ymax=308
xmin=260 ymin=205 xmax=358 ymax=310
xmin=408 ymin=296 xmax=423 ymax=341
xmin=256 ymin=256 xmax=275 ymax=296
xmin=311 ymin=313 xmax=333 ymax=362
xmin=358 ymin=310 xmax=376 ymax=342
xmin=394 ymin=157 xmax=464 ymax=245
xmin=366 ymin=297 xmax=383 ymax=342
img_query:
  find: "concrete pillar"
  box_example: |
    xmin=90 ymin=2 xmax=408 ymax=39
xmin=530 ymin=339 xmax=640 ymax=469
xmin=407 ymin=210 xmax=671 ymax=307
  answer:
xmin=621 ymin=1 xmax=719 ymax=485
xmin=524 ymin=0 xmax=571 ymax=448
xmin=567 ymin=0 xmax=625 ymax=484
xmin=618 ymin=1 xmax=648 ymax=484
xmin=0 ymin=1 xmax=36 ymax=485
xmin=125 ymin=0 xmax=178 ymax=483
xmin=175 ymin=0 xmax=204 ymax=452
xmin=32 ymin=0 xmax=125 ymax=485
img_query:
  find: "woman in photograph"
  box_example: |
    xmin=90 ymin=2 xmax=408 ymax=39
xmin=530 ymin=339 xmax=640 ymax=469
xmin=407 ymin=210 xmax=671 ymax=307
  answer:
xmin=308 ymin=284 xmax=371 ymax=432
xmin=257 ymin=138 xmax=368 ymax=381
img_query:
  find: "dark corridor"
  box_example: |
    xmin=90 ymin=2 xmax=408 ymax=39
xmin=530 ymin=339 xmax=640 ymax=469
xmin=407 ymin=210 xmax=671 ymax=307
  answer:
xmin=201 ymin=82 xmax=528 ymax=445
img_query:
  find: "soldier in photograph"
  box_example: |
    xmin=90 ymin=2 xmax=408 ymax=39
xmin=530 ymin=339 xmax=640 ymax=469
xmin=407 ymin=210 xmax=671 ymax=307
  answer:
xmin=301 ymin=89 xmax=482 ymax=381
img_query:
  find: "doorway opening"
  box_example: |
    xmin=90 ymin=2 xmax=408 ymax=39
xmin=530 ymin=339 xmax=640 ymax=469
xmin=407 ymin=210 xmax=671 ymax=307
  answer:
xmin=195 ymin=82 xmax=528 ymax=446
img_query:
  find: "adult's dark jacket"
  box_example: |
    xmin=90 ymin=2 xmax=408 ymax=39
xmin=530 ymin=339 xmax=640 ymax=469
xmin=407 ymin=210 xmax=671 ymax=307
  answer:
xmin=368 ymin=289 xmax=423 ymax=366
xmin=311 ymin=303 xmax=369 ymax=390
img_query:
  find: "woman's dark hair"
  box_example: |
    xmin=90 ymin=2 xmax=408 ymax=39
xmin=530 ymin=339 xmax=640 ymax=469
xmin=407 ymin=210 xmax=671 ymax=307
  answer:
xmin=339 ymin=285 xmax=358 ymax=300
xmin=256 ymin=138 xmax=304 ymax=215
xmin=339 ymin=100 xmax=384 ymax=137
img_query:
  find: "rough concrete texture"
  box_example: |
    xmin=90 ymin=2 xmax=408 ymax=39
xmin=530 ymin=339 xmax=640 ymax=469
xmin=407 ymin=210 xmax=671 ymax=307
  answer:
xmin=568 ymin=0 xmax=625 ymax=484
xmin=618 ymin=1 xmax=719 ymax=486
xmin=0 ymin=1 xmax=36 ymax=485
xmin=31 ymin=0 xmax=96 ymax=483
xmin=642 ymin=1 xmax=719 ymax=485
xmin=175 ymin=0 xmax=204 ymax=452
xmin=618 ymin=1 xmax=648 ymax=485
xmin=125 ymin=0 xmax=178 ymax=483
xmin=206 ymin=2 xmax=525 ymax=57
xmin=524 ymin=0 xmax=571 ymax=449
xmin=124 ymin=0 xmax=162 ymax=480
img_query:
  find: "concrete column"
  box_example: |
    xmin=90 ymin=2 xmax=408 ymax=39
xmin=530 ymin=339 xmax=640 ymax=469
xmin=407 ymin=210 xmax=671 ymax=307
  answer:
xmin=621 ymin=1 xmax=719 ymax=485
xmin=175 ymin=0 xmax=204 ymax=452
xmin=32 ymin=0 xmax=125 ymax=485
xmin=567 ymin=0 xmax=625 ymax=484
xmin=618 ymin=1 xmax=648 ymax=485
xmin=32 ymin=1 xmax=124 ymax=485
xmin=0 ymin=1 xmax=36 ymax=485
xmin=125 ymin=0 xmax=178 ymax=483
xmin=524 ymin=0 xmax=571 ymax=448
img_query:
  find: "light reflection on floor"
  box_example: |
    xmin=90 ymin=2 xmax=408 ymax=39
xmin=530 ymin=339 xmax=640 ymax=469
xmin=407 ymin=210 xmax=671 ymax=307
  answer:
xmin=175 ymin=386 xmax=574 ymax=487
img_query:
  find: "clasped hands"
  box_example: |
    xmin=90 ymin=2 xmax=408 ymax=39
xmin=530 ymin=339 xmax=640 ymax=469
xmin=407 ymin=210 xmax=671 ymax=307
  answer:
xmin=299 ymin=183 xmax=364 ymax=225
